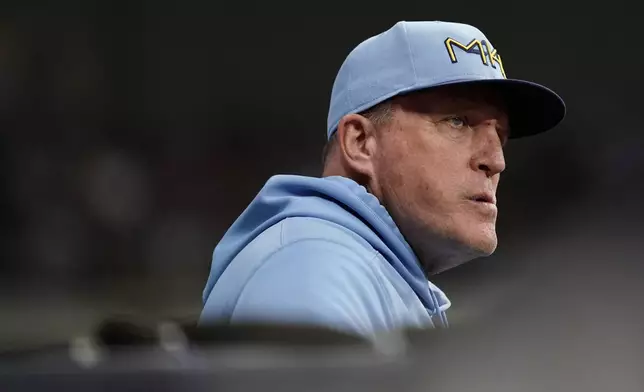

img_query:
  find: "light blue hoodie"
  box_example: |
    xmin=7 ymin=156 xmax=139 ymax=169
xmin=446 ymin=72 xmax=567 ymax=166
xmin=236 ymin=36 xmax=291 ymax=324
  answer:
xmin=200 ymin=175 xmax=451 ymax=338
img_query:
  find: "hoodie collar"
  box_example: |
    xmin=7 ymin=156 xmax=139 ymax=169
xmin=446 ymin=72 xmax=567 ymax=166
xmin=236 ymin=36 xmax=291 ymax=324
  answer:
xmin=323 ymin=175 xmax=451 ymax=312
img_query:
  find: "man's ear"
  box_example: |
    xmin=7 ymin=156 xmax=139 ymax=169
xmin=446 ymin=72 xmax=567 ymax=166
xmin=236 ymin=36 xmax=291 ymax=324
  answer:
xmin=335 ymin=113 xmax=378 ymax=179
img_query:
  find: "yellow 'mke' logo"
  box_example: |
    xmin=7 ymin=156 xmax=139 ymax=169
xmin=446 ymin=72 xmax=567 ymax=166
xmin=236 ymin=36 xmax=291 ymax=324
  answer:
xmin=444 ymin=38 xmax=506 ymax=78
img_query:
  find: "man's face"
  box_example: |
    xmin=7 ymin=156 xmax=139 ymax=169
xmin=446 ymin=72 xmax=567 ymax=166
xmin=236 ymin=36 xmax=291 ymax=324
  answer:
xmin=373 ymin=85 xmax=509 ymax=274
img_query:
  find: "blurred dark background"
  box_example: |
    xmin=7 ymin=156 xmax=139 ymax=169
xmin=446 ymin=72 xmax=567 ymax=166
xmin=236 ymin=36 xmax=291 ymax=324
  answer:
xmin=1 ymin=1 xmax=643 ymax=385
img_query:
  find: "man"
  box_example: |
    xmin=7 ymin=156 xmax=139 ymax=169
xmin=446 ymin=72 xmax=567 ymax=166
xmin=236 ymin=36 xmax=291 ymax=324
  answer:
xmin=200 ymin=21 xmax=565 ymax=337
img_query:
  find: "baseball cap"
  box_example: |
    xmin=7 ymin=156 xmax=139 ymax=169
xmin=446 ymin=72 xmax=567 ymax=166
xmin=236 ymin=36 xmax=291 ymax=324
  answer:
xmin=327 ymin=21 xmax=566 ymax=139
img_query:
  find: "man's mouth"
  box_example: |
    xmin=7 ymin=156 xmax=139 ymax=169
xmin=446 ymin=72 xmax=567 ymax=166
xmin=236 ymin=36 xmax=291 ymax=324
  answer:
xmin=469 ymin=192 xmax=496 ymax=205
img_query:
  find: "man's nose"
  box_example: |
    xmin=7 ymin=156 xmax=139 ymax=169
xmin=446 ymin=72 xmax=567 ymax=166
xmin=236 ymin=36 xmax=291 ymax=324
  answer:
xmin=470 ymin=123 xmax=506 ymax=177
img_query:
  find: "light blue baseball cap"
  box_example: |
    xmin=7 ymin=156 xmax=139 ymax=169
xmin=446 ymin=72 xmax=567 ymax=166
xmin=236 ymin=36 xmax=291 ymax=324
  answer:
xmin=327 ymin=21 xmax=566 ymax=139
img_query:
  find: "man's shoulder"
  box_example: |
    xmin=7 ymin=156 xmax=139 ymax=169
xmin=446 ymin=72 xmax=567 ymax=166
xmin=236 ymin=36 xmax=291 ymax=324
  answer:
xmin=276 ymin=216 xmax=376 ymax=255
xmin=204 ymin=216 xmax=426 ymax=335
xmin=225 ymin=216 xmax=382 ymax=299
xmin=230 ymin=219 xmax=395 ymax=335
xmin=245 ymin=217 xmax=393 ymax=294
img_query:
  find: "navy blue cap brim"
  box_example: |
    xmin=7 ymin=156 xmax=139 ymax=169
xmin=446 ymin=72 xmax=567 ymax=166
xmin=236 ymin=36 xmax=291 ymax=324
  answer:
xmin=437 ymin=78 xmax=566 ymax=139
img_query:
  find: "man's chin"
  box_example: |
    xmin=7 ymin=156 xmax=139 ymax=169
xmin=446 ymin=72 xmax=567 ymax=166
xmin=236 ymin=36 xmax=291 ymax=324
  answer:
xmin=469 ymin=234 xmax=498 ymax=256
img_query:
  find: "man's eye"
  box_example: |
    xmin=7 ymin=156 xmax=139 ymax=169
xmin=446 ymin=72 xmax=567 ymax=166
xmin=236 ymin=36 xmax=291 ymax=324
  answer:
xmin=445 ymin=116 xmax=467 ymax=128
